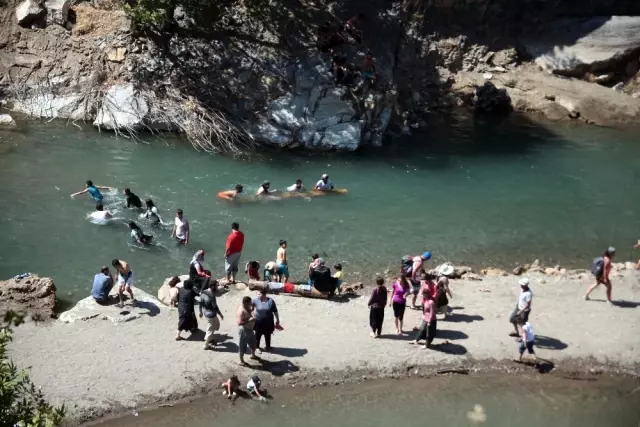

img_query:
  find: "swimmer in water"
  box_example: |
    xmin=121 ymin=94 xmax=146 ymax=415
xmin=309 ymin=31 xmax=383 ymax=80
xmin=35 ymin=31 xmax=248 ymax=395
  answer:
xmin=124 ymin=188 xmax=143 ymax=209
xmin=128 ymin=221 xmax=153 ymax=246
xmin=88 ymin=203 xmax=113 ymax=223
xmin=256 ymin=181 xmax=271 ymax=196
xmin=287 ymin=179 xmax=305 ymax=192
xmin=220 ymin=184 xmax=244 ymax=199
xmin=140 ymin=199 xmax=163 ymax=226
xmin=314 ymin=174 xmax=334 ymax=191
xmin=112 ymin=258 xmax=135 ymax=306
xmin=70 ymin=180 xmax=113 ymax=203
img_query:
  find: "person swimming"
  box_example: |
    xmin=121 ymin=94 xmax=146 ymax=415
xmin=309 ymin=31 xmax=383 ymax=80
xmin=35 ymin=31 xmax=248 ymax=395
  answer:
xmin=88 ymin=203 xmax=113 ymax=223
xmin=128 ymin=221 xmax=153 ymax=246
xmin=140 ymin=199 xmax=163 ymax=225
xmin=124 ymin=188 xmax=143 ymax=209
xmin=220 ymin=184 xmax=244 ymax=199
xmin=287 ymin=179 xmax=305 ymax=192
xmin=257 ymin=181 xmax=271 ymax=196
xmin=70 ymin=180 xmax=113 ymax=203
xmin=315 ymin=174 xmax=334 ymax=191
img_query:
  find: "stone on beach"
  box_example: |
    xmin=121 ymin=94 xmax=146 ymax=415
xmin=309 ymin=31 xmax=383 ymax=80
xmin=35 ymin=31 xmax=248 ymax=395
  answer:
xmin=0 ymin=114 xmax=17 ymax=128
xmin=0 ymin=274 xmax=57 ymax=320
xmin=59 ymin=287 xmax=165 ymax=323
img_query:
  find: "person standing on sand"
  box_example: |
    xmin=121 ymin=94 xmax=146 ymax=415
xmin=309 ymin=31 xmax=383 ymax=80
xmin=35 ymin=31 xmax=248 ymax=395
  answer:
xmin=276 ymin=240 xmax=289 ymax=282
xmin=111 ymin=258 xmax=135 ymax=307
xmin=253 ymin=289 xmax=281 ymax=352
xmin=171 ymin=208 xmax=190 ymax=245
xmin=237 ymin=296 xmax=258 ymax=365
xmin=516 ymin=319 xmax=537 ymax=364
xmin=367 ymin=276 xmax=387 ymax=338
xmin=199 ymin=280 xmax=224 ymax=350
xmin=389 ymin=272 xmax=411 ymax=335
xmin=225 ymin=222 xmax=245 ymax=284
xmin=176 ymin=279 xmax=198 ymax=340
xmin=410 ymin=291 xmax=437 ymax=349
xmin=509 ymin=278 xmax=533 ymax=337
xmin=584 ymin=247 xmax=616 ymax=303
xmin=408 ymin=251 xmax=431 ymax=309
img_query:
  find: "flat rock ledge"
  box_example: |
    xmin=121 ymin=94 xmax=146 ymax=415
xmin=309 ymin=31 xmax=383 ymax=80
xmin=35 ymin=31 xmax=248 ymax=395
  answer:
xmin=59 ymin=287 xmax=165 ymax=324
xmin=0 ymin=274 xmax=56 ymax=321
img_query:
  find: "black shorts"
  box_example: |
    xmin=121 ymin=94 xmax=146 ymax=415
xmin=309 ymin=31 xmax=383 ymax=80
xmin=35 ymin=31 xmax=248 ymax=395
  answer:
xmin=510 ymin=307 xmax=530 ymax=324
xmin=392 ymin=302 xmax=406 ymax=320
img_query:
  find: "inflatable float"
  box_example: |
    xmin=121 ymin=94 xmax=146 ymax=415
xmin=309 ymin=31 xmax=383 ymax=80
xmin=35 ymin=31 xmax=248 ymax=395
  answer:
xmin=217 ymin=188 xmax=348 ymax=201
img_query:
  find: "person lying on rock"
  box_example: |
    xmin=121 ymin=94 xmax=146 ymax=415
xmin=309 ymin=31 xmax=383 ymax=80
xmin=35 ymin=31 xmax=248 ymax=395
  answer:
xmin=91 ymin=266 xmax=114 ymax=305
xmin=70 ymin=180 xmax=113 ymax=204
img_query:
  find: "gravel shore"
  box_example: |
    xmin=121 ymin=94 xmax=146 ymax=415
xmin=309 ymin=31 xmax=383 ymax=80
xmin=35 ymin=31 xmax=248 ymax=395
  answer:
xmin=8 ymin=267 xmax=640 ymax=423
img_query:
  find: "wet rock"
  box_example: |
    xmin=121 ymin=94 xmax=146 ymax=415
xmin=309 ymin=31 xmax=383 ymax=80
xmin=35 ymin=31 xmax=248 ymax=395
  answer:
xmin=0 ymin=274 xmax=57 ymax=321
xmin=0 ymin=114 xmax=17 ymax=128
xmin=512 ymin=265 xmax=525 ymax=276
xmin=94 ymin=83 xmax=149 ymax=130
xmin=45 ymin=0 xmax=71 ymax=27
xmin=15 ymin=0 xmax=45 ymax=27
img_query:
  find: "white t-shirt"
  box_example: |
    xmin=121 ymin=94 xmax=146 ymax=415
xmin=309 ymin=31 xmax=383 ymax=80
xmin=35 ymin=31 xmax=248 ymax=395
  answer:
xmin=174 ymin=216 xmax=189 ymax=240
xmin=143 ymin=206 xmax=160 ymax=223
xmin=315 ymin=179 xmax=334 ymax=191
xmin=89 ymin=211 xmax=111 ymax=223
xmin=522 ymin=322 xmax=535 ymax=342
xmin=287 ymin=184 xmax=304 ymax=192
xmin=518 ymin=290 xmax=533 ymax=310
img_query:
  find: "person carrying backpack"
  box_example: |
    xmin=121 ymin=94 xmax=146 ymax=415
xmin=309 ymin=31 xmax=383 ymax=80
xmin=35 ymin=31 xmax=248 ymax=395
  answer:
xmin=584 ymin=247 xmax=616 ymax=304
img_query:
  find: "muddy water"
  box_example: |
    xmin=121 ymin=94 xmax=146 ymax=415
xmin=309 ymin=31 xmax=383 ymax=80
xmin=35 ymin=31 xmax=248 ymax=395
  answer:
xmin=89 ymin=374 xmax=640 ymax=427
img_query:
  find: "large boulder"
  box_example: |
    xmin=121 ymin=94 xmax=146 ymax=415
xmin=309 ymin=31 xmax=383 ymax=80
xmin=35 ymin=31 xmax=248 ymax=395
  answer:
xmin=94 ymin=83 xmax=149 ymax=130
xmin=157 ymin=275 xmax=188 ymax=306
xmin=59 ymin=287 xmax=164 ymax=323
xmin=44 ymin=0 xmax=70 ymax=26
xmin=0 ymin=114 xmax=17 ymax=128
xmin=0 ymin=274 xmax=56 ymax=321
xmin=15 ymin=0 xmax=45 ymax=27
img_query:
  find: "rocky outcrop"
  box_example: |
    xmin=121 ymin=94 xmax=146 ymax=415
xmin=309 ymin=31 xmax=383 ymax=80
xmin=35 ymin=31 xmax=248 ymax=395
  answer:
xmin=472 ymin=81 xmax=512 ymax=113
xmin=12 ymin=92 xmax=90 ymax=120
xmin=59 ymin=287 xmax=163 ymax=323
xmin=44 ymin=0 xmax=70 ymax=27
xmin=0 ymin=113 xmax=17 ymax=128
xmin=94 ymin=83 xmax=148 ymax=130
xmin=15 ymin=0 xmax=45 ymax=28
xmin=0 ymin=274 xmax=57 ymax=321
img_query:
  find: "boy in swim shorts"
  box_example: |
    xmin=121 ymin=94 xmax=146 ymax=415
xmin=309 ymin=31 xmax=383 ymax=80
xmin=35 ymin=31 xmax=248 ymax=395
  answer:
xmin=112 ymin=258 xmax=135 ymax=307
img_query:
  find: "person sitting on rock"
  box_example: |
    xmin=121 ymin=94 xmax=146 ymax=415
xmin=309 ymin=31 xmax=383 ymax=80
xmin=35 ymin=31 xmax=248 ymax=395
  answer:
xmin=189 ymin=250 xmax=211 ymax=293
xmin=91 ymin=266 xmax=114 ymax=305
xmin=310 ymin=258 xmax=335 ymax=294
xmin=245 ymin=260 xmax=261 ymax=280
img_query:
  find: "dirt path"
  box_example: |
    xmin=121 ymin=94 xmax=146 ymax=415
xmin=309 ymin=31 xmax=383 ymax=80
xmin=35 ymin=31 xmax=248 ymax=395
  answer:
xmin=8 ymin=268 xmax=640 ymax=422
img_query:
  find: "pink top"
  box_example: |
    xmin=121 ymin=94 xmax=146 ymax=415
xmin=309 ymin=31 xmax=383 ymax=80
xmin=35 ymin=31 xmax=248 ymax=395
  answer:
xmin=392 ymin=281 xmax=410 ymax=304
xmin=421 ymin=279 xmax=436 ymax=298
xmin=411 ymin=256 xmax=424 ymax=280
xmin=423 ymin=299 xmax=436 ymax=323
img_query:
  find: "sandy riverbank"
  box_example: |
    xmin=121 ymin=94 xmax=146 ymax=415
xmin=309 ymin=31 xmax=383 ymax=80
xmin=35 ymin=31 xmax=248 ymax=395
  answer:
xmin=8 ymin=266 xmax=640 ymax=424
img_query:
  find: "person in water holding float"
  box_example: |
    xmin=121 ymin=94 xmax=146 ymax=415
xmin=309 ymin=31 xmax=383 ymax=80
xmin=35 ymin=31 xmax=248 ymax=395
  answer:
xmin=287 ymin=179 xmax=305 ymax=192
xmin=219 ymin=184 xmax=243 ymax=200
xmin=315 ymin=174 xmax=334 ymax=191
xmin=257 ymin=181 xmax=271 ymax=196
xmin=70 ymin=180 xmax=113 ymax=203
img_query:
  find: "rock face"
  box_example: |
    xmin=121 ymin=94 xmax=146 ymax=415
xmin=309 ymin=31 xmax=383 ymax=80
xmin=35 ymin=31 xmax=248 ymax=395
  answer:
xmin=15 ymin=0 xmax=45 ymax=27
xmin=12 ymin=93 xmax=89 ymax=120
xmin=44 ymin=0 xmax=70 ymax=26
xmin=94 ymin=83 xmax=149 ymax=130
xmin=0 ymin=274 xmax=57 ymax=321
xmin=59 ymin=287 xmax=164 ymax=323
xmin=0 ymin=114 xmax=17 ymax=128
xmin=157 ymin=275 xmax=188 ymax=306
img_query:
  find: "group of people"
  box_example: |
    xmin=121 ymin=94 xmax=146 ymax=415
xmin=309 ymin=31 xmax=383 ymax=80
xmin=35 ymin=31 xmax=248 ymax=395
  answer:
xmin=219 ymin=173 xmax=335 ymax=200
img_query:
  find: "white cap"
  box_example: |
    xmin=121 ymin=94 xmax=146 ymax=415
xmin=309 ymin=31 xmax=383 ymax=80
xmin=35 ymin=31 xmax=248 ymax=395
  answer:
xmin=519 ymin=278 xmax=530 ymax=287
xmin=321 ymin=173 xmax=329 ymax=179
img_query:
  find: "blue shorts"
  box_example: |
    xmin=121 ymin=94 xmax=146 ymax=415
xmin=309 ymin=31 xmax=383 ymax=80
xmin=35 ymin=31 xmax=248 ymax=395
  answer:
xmin=277 ymin=264 xmax=289 ymax=277
xmin=336 ymin=279 xmax=343 ymax=289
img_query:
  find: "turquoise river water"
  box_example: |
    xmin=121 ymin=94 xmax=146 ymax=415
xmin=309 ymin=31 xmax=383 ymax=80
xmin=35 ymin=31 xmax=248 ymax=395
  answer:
xmin=91 ymin=374 xmax=640 ymax=427
xmin=1 ymin=113 xmax=639 ymax=304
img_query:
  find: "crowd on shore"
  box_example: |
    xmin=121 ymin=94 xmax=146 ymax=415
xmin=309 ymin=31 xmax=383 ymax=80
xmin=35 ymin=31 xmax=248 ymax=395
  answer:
xmin=73 ymin=178 xmax=638 ymax=397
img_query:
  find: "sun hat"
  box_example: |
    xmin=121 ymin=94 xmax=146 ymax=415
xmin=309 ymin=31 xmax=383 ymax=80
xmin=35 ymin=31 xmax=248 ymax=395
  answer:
xmin=437 ymin=263 xmax=455 ymax=276
xmin=519 ymin=278 xmax=530 ymax=287
xmin=422 ymin=251 xmax=432 ymax=260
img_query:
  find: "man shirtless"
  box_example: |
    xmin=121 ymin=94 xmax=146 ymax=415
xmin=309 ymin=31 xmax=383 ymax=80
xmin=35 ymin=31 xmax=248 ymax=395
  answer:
xmin=112 ymin=258 xmax=135 ymax=306
xmin=584 ymin=247 xmax=615 ymax=304
xmin=276 ymin=240 xmax=289 ymax=282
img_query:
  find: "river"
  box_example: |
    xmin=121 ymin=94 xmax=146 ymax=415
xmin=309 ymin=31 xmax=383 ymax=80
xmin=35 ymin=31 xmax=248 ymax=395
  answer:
xmin=0 ymin=113 xmax=639 ymax=303
xmin=90 ymin=374 xmax=640 ymax=427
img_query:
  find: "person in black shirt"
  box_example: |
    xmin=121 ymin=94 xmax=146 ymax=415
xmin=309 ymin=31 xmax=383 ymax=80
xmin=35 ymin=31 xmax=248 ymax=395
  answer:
xmin=124 ymin=188 xmax=143 ymax=209
xmin=310 ymin=258 xmax=336 ymax=294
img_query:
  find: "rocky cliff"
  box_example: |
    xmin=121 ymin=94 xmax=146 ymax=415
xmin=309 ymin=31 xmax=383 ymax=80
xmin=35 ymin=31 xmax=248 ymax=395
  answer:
xmin=1 ymin=0 xmax=639 ymax=152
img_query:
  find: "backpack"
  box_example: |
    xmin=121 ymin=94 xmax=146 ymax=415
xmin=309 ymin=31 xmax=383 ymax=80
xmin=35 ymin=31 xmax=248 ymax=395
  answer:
xmin=401 ymin=255 xmax=413 ymax=275
xmin=591 ymin=257 xmax=604 ymax=277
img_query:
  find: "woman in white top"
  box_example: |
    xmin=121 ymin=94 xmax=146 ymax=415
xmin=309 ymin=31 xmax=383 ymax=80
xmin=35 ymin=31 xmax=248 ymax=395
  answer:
xmin=140 ymin=199 xmax=163 ymax=226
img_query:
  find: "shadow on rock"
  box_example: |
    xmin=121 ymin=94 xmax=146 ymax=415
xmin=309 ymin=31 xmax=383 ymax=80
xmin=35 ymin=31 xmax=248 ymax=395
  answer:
xmin=251 ymin=358 xmax=300 ymax=376
xmin=133 ymin=299 xmax=161 ymax=317
xmin=535 ymin=335 xmax=568 ymax=350
xmin=430 ymin=341 xmax=468 ymax=355
xmin=437 ymin=329 xmax=469 ymax=340
xmin=266 ymin=347 xmax=308 ymax=358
